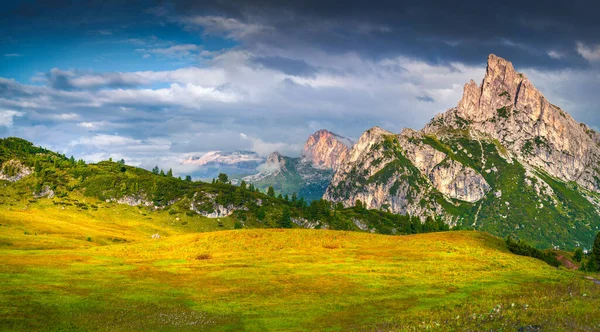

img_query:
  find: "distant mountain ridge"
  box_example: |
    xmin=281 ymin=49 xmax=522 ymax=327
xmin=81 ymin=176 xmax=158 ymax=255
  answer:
xmin=324 ymin=54 xmax=600 ymax=248
xmin=182 ymin=150 xmax=264 ymax=180
xmin=243 ymin=130 xmax=353 ymax=201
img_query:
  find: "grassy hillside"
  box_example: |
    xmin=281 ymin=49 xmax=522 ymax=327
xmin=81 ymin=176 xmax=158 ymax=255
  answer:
xmin=1 ymin=225 xmax=599 ymax=331
xmin=0 ymin=137 xmax=450 ymax=238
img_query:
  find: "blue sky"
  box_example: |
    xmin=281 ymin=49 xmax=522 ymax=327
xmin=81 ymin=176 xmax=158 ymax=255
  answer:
xmin=1 ymin=0 xmax=599 ymax=176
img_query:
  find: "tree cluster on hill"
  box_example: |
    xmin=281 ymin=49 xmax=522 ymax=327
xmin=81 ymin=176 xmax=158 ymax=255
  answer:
xmin=505 ymin=237 xmax=561 ymax=267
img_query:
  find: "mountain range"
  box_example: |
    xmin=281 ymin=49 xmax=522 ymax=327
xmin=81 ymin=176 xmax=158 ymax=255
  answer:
xmin=240 ymin=130 xmax=353 ymax=201
xmin=324 ymin=54 xmax=600 ymax=248
xmin=1 ymin=54 xmax=599 ymax=249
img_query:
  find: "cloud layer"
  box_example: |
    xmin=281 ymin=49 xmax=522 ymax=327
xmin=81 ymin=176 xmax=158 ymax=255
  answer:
xmin=0 ymin=0 xmax=599 ymax=178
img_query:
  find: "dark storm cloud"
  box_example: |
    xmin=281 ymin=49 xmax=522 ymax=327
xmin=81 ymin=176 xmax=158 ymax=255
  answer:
xmin=167 ymin=0 xmax=600 ymax=69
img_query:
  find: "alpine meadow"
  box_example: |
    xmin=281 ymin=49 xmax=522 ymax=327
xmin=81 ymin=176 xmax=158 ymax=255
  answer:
xmin=1 ymin=1 xmax=600 ymax=331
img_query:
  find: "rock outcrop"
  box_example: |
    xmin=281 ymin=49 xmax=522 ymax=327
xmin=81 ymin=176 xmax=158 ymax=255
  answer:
xmin=0 ymin=160 xmax=32 ymax=182
xmin=301 ymin=129 xmax=353 ymax=170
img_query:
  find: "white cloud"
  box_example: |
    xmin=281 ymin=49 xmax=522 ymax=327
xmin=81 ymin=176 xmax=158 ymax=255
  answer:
xmin=576 ymin=42 xmax=600 ymax=62
xmin=137 ymin=44 xmax=200 ymax=59
xmin=0 ymin=110 xmax=24 ymax=127
xmin=547 ymin=50 xmax=564 ymax=59
xmin=4 ymin=53 xmax=22 ymax=57
xmin=181 ymin=16 xmax=269 ymax=39
xmin=78 ymin=122 xmax=95 ymax=129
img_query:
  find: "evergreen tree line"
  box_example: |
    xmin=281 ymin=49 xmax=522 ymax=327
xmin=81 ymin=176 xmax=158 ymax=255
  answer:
xmin=578 ymin=231 xmax=600 ymax=272
xmin=505 ymin=237 xmax=561 ymax=267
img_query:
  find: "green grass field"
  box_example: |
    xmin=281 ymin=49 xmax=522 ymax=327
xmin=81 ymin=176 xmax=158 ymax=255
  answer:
xmin=1 ymin=197 xmax=599 ymax=331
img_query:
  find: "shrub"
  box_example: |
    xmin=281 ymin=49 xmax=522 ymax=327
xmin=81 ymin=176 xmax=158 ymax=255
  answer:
xmin=196 ymin=253 xmax=212 ymax=260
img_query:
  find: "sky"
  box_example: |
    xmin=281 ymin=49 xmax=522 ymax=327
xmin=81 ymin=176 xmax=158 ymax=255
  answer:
xmin=1 ymin=0 xmax=600 ymax=176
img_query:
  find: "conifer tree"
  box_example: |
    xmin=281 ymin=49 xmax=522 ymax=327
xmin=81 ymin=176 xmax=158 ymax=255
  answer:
xmin=280 ymin=207 xmax=292 ymax=228
xmin=593 ymin=231 xmax=600 ymax=271
xmin=217 ymin=173 xmax=228 ymax=183
xmin=267 ymin=186 xmax=275 ymax=197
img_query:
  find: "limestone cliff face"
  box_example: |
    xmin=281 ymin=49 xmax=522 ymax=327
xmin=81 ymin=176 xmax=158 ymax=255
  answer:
xmin=428 ymin=159 xmax=490 ymax=203
xmin=301 ymin=129 xmax=353 ymax=170
xmin=324 ymin=127 xmax=446 ymax=219
xmin=425 ymin=54 xmax=600 ymax=192
xmin=324 ymin=126 xmax=490 ymax=220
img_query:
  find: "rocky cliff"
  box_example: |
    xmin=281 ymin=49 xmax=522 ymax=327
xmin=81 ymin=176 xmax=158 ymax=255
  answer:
xmin=424 ymin=54 xmax=600 ymax=192
xmin=325 ymin=54 xmax=600 ymax=249
xmin=301 ymin=129 xmax=353 ymax=170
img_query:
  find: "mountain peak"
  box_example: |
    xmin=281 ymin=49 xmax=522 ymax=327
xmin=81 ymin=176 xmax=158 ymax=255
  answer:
xmin=428 ymin=54 xmax=600 ymax=192
xmin=301 ymin=129 xmax=353 ymax=170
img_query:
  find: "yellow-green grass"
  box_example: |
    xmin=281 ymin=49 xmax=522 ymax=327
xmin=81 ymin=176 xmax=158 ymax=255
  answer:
xmin=1 ymin=206 xmax=600 ymax=332
xmin=0 ymin=193 xmax=235 ymax=250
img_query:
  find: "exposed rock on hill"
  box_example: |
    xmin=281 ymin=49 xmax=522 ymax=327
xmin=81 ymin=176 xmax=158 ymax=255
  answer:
xmin=0 ymin=160 xmax=32 ymax=182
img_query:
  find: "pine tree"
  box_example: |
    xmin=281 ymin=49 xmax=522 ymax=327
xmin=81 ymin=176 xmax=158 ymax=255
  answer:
xmin=297 ymin=197 xmax=306 ymax=208
xmin=159 ymin=169 xmax=165 ymax=176
xmin=574 ymin=248 xmax=583 ymax=263
xmin=593 ymin=231 xmax=600 ymax=269
xmin=240 ymin=180 xmax=247 ymax=190
xmin=152 ymin=166 xmax=160 ymax=174
xmin=291 ymin=193 xmax=297 ymax=203
xmin=279 ymin=207 xmax=292 ymax=228
xmin=588 ymin=257 xmax=598 ymax=272
xmin=167 ymin=168 xmax=173 ymax=177
xmin=284 ymin=194 xmax=289 ymax=201
xmin=217 ymin=173 xmax=228 ymax=183
xmin=267 ymin=186 xmax=275 ymax=197
xmin=355 ymin=199 xmax=363 ymax=210
xmin=185 ymin=175 xmax=192 ymax=182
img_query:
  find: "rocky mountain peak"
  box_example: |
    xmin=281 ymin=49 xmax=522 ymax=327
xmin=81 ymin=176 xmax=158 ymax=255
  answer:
xmin=266 ymin=151 xmax=285 ymax=165
xmin=428 ymin=54 xmax=600 ymax=192
xmin=301 ymin=129 xmax=353 ymax=170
